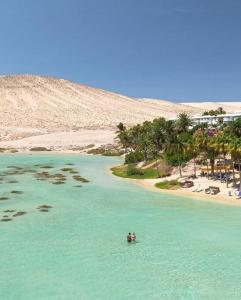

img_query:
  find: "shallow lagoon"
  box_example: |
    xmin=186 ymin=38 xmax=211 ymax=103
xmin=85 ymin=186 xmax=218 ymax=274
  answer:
xmin=1 ymin=154 xmax=241 ymax=299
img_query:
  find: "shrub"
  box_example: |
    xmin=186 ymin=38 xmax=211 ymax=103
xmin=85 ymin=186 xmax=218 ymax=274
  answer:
xmin=155 ymin=180 xmax=180 ymax=190
xmin=126 ymin=164 xmax=144 ymax=176
xmin=125 ymin=151 xmax=144 ymax=164
xmin=163 ymin=152 xmax=191 ymax=167
xmin=30 ymin=147 xmax=51 ymax=151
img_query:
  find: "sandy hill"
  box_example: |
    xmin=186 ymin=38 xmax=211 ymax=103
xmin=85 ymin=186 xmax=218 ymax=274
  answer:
xmin=0 ymin=74 xmax=240 ymax=150
xmin=182 ymin=102 xmax=241 ymax=112
xmin=0 ymin=74 xmax=201 ymax=131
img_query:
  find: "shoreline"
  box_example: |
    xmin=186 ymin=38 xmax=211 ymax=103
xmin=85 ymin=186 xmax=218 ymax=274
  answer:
xmin=132 ymin=179 xmax=241 ymax=206
xmin=109 ymin=169 xmax=241 ymax=207
xmin=1 ymin=151 xmax=240 ymax=207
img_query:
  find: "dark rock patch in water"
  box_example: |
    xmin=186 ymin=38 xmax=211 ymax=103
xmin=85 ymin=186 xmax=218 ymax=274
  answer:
xmin=73 ymin=175 xmax=90 ymax=183
xmin=34 ymin=172 xmax=51 ymax=180
xmin=73 ymin=185 xmax=82 ymax=188
xmin=4 ymin=210 xmax=15 ymax=213
xmin=37 ymin=204 xmax=53 ymax=212
xmin=7 ymin=166 xmax=23 ymax=170
xmin=7 ymin=180 xmax=18 ymax=184
xmin=61 ymin=168 xmax=74 ymax=172
xmin=69 ymin=170 xmax=79 ymax=174
xmin=37 ymin=204 xmax=53 ymax=209
xmin=1 ymin=218 xmax=12 ymax=222
xmin=37 ymin=205 xmax=53 ymax=209
xmin=11 ymin=190 xmax=24 ymax=195
xmin=0 ymin=197 xmax=9 ymax=201
xmin=40 ymin=166 xmax=54 ymax=169
xmin=52 ymin=181 xmax=65 ymax=185
xmin=66 ymin=163 xmax=74 ymax=166
xmin=13 ymin=211 xmax=27 ymax=217
xmin=52 ymin=174 xmax=66 ymax=180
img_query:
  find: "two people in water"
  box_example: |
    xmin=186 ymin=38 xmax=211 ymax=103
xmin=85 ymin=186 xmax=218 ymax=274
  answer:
xmin=127 ymin=232 xmax=136 ymax=243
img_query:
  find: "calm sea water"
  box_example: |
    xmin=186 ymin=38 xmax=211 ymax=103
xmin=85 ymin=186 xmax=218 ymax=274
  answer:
xmin=1 ymin=154 xmax=241 ymax=300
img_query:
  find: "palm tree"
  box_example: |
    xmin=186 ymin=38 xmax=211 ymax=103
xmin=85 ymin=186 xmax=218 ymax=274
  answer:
xmin=228 ymin=138 xmax=241 ymax=188
xmin=213 ymin=134 xmax=231 ymax=187
xmin=176 ymin=113 xmax=192 ymax=133
xmin=185 ymin=137 xmax=200 ymax=177
xmin=194 ymin=128 xmax=218 ymax=178
xmin=116 ymin=123 xmax=130 ymax=153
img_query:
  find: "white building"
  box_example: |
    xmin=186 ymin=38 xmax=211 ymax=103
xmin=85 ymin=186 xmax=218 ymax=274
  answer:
xmin=190 ymin=111 xmax=241 ymax=125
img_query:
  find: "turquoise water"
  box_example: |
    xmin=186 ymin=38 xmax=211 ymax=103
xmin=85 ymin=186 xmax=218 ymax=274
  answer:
xmin=1 ymin=154 xmax=241 ymax=299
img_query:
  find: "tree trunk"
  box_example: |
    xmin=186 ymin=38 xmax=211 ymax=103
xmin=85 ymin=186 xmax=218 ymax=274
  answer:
xmin=179 ymin=163 xmax=182 ymax=177
xmin=239 ymin=160 xmax=241 ymax=191
xmin=232 ymin=161 xmax=236 ymax=188
xmin=177 ymin=145 xmax=182 ymax=177
xmin=207 ymin=160 xmax=210 ymax=180
xmin=210 ymin=158 xmax=215 ymax=177
xmin=193 ymin=158 xmax=196 ymax=177
xmin=224 ymin=155 xmax=228 ymax=188
xmin=156 ymin=158 xmax=160 ymax=178
xmin=219 ymin=158 xmax=222 ymax=182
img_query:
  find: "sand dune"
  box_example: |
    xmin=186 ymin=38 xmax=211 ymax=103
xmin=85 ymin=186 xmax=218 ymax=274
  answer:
xmin=0 ymin=74 xmax=202 ymax=132
xmin=182 ymin=102 xmax=241 ymax=112
xmin=0 ymin=74 xmax=240 ymax=150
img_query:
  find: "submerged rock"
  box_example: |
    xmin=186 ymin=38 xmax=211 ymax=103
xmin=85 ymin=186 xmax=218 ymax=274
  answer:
xmin=52 ymin=181 xmax=65 ymax=185
xmin=7 ymin=166 xmax=23 ymax=170
xmin=73 ymin=175 xmax=90 ymax=183
xmin=0 ymin=197 xmax=9 ymax=201
xmin=40 ymin=166 xmax=54 ymax=169
xmin=11 ymin=191 xmax=24 ymax=194
xmin=69 ymin=170 xmax=79 ymax=174
xmin=73 ymin=185 xmax=82 ymax=188
xmin=13 ymin=211 xmax=27 ymax=217
xmin=1 ymin=218 xmax=12 ymax=222
xmin=37 ymin=205 xmax=53 ymax=209
xmin=61 ymin=168 xmax=74 ymax=172
xmin=4 ymin=210 xmax=15 ymax=213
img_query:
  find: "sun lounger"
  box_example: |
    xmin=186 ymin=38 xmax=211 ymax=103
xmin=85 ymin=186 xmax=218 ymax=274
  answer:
xmin=209 ymin=186 xmax=220 ymax=195
xmin=196 ymin=187 xmax=203 ymax=192
xmin=236 ymin=191 xmax=241 ymax=199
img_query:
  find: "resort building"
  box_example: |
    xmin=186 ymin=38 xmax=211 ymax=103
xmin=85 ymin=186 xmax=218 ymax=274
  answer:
xmin=190 ymin=111 xmax=241 ymax=125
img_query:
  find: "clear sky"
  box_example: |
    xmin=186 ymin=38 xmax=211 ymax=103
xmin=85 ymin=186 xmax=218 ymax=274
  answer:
xmin=0 ymin=0 xmax=241 ymax=102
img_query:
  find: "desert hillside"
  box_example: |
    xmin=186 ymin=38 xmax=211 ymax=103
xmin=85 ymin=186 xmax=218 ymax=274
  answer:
xmin=182 ymin=102 xmax=241 ymax=112
xmin=0 ymin=74 xmax=240 ymax=150
xmin=0 ymin=75 xmax=202 ymax=131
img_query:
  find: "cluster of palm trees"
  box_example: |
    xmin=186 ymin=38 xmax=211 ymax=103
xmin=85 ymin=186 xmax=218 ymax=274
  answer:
xmin=116 ymin=113 xmax=241 ymax=189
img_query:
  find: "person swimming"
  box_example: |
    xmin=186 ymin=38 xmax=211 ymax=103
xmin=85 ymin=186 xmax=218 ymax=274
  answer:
xmin=127 ymin=232 xmax=132 ymax=243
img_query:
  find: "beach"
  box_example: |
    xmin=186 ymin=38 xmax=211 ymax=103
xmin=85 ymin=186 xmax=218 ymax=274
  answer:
xmin=111 ymin=171 xmax=241 ymax=206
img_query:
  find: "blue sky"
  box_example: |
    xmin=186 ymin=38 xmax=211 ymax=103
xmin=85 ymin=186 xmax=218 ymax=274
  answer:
xmin=0 ymin=0 xmax=241 ymax=102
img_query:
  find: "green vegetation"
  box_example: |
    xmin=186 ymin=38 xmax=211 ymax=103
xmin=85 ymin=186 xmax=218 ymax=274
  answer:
xmin=111 ymin=164 xmax=159 ymax=179
xmin=125 ymin=151 xmax=144 ymax=163
xmin=115 ymin=112 xmax=241 ymax=188
xmin=155 ymin=180 xmax=180 ymax=190
xmin=202 ymin=107 xmax=226 ymax=116
xmin=87 ymin=148 xmax=124 ymax=156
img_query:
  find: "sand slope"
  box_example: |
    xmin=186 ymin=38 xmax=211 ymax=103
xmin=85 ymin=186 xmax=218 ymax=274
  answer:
xmin=0 ymin=75 xmax=201 ymax=132
xmin=182 ymin=102 xmax=241 ymax=112
xmin=0 ymin=74 xmax=240 ymax=150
